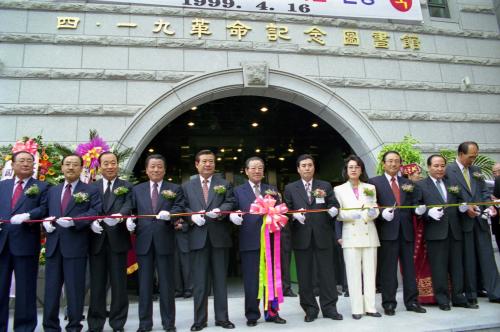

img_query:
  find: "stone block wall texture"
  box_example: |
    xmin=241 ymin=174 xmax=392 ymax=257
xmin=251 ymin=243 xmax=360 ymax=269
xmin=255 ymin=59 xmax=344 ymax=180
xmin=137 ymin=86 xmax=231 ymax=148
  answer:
xmin=0 ymin=0 xmax=499 ymax=161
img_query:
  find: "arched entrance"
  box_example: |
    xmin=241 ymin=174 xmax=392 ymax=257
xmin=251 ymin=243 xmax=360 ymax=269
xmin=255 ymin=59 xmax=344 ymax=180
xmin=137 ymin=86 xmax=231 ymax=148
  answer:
xmin=118 ymin=67 xmax=383 ymax=175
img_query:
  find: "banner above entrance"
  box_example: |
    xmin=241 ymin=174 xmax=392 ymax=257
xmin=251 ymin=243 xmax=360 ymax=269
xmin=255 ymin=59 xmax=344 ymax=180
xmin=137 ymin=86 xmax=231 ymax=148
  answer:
xmin=92 ymin=0 xmax=423 ymax=22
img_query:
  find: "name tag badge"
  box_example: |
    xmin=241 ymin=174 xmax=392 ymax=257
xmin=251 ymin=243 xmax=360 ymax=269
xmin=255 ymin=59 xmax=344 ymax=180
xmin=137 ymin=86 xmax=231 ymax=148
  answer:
xmin=315 ymin=197 xmax=325 ymax=204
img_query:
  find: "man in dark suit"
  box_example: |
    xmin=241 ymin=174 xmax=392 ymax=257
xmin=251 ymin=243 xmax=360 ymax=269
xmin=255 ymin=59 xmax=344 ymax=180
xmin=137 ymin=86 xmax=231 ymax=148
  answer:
xmin=173 ymin=218 xmax=192 ymax=299
xmin=491 ymin=163 xmax=500 ymax=251
xmin=42 ymin=154 xmax=101 ymax=332
xmin=0 ymin=151 xmax=49 ymax=332
xmin=128 ymin=154 xmax=184 ymax=332
xmin=368 ymin=151 xmax=425 ymax=315
xmin=230 ymin=156 xmax=287 ymax=327
xmin=445 ymin=142 xmax=500 ymax=304
xmin=87 ymin=152 xmax=133 ymax=332
xmin=283 ymin=154 xmax=342 ymax=322
xmin=414 ymin=155 xmax=473 ymax=310
xmin=182 ymin=150 xmax=236 ymax=331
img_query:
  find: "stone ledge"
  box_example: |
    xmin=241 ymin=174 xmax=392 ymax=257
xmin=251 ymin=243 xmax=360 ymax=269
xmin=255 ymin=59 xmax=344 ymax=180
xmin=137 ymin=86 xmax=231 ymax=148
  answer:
xmin=0 ymin=104 xmax=142 ymax=115
xmin=365 ymin=110 xmax=500 ymax=122
xmin=460 ymin=5 xmax=496 ymax=14
xmin=1 ymin=33 xmax=499 ymax=67
xmin=0 ymin=1 xmax=499 ymax=40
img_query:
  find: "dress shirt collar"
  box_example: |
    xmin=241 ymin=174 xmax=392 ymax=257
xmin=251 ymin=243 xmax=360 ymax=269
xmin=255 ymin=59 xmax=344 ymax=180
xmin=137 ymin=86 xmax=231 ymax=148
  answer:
xmin=248 ymin=180 xmax=261 ymax=191
xmin=13 ymin=176 xmax=29 ymax=189
xmin=301 ymin=179 xmax=313 ymax=188
xmin=63 ymin=179 xmax=79 ymax=194
xmin=455 ymin=158 xmax=466 ymax=172
xmin=149 ymin=180 xmax=163 ymax=192
xmin=199 ymin=175 xmax=213 ymax=186
xmin=384 ymin=172 xmax=398 ymax=186
xmin=102 ymin=177 xmax=117 ymax=191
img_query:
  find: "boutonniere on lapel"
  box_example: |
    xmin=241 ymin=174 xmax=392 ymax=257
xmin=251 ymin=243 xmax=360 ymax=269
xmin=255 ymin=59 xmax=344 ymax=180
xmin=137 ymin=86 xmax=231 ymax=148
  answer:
xmin=161 ymin=189 xmax=177 ymax=200
xmin=264 ymin=189 xmax=278 ymax=197
xmin=363 ymin=187 xmax=375 ymax=197
xmin=213 ymin=185 xmax=226 ymax=195
xmin=472 ymin=172 xmax=485 ymax=180
xmin=73 ymin=192 xmax=89 ymax=204
xmin=113 ymin=186 xmax=129 ymax=196
xmin=24 ymin=184 xmax=40 ymax=197
xmin=447 ymin=185 xmax=460 ymax=195
xmin=312 ymin=188 xmax=326 ymax=198
xmin=401 ymin=183 xmax=414 ymax=193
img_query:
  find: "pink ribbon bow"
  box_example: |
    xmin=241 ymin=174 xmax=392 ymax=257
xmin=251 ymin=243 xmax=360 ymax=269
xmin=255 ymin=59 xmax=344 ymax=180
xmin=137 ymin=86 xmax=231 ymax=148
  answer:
xmin=249 ymin=194 xmax=288 ymax=232
xmin=12 ymin=139 xmax=38 ymax=155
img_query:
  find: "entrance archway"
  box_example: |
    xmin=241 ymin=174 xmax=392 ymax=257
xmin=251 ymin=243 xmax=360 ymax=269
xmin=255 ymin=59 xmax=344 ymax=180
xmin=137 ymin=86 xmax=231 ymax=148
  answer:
xmin=118 ymin=68 xmax=383 ymax=175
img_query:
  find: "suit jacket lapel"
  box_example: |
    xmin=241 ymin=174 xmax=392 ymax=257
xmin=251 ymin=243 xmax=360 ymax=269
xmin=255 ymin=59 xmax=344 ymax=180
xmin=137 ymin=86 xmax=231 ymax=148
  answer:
xmin=295 ymin=180 xmax=310 ymax=206
xmin=427 ymin=177 xmax=445 ymax=204
xmin=398 ymin=176 xmax=407 ymax=204
xmin=107 ymin=178 xmax=120 ymax=212
xmin=192 ymin=178 xmax=206 ymax=209
xmin=451 ymin=163 xmax=470 ymax=195
xmin=13 ymin=177 xmax=34 ymax=213
xmin=206 ymin=177 xmax=217 ymax=207
xmin=64 ymin=181 xmax=78 ymax=215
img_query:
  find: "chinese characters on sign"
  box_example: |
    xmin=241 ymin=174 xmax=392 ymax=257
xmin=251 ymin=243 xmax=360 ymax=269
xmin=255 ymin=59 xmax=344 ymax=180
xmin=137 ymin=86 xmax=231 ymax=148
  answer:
xmin=55 ymin=16 xmax=422 ymax=50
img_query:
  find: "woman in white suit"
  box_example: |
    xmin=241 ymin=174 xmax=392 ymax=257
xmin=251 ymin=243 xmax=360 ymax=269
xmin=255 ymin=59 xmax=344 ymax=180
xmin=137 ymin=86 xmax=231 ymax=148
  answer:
xmin=334 ymin=155 xmax=381 ymax=320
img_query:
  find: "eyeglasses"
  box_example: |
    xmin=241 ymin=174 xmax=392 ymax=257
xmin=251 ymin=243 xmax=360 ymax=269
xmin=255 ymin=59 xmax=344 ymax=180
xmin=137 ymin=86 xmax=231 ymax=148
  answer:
xmin=347 ymin=166 xmax=361 ymax=170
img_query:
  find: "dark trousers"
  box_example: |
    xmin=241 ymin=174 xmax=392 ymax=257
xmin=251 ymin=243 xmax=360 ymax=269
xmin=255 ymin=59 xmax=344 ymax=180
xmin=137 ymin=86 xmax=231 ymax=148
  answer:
xmin=294 ymin=241 xmax=338 ymax=317
xmin=463 ymin=223 xmax=500 ymax=301
xmin=137 ymin=248 xmax=175 ymax=330
xmin=426 ymin=235 xmax=467 ymax=306
xmin=43 ymin=250 xmax=87 ymax=332
xmin=191 ymin=242 xmax=229 ymax=325
xmin=240 ymin=250 xmax=261 ymax=321
xmin=87 ymin=242 xmax=128 ymax=330
xmin=379 ymin=236 xmax=418 ymax=309
xmin=174 ymin=247 xmax=192 ymax=294
xmin=0 ymin=248 xmax=38 ymax=332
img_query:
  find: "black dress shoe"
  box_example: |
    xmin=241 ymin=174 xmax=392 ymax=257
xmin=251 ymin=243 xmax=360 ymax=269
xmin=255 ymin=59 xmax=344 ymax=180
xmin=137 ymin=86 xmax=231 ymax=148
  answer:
xmin=406 ymin=303 xmax=426 ymax=313
xmin=266 ymin=316 xmax=286 ymax=324
xmin=344 ymin=290 xmax=350 ymax=297
xmin=438 ymin=304 xmax=451 ymax=311
xmin=477 ymin=290 xmax=488 ymax=297
xmin=304 ymin=315 xmax=317 ymax=322
xmin=175 ymin=291 xmax=183 ymax=298
xmin=246 ymin=320 xmax=257 ymax=327
xmin=325 ymin=312 xmax=343 ymax=320
xmin=384 ymin=308 xmax=395 ymax=316
xmin=136 ymin=329 xmax=152 ymax=332
xmin=453 ymin=302 xmax=479 ymax=309
xmin=113 ymin=329 xmax=124 ymax=332
xmin=184 ymin=291 xmax=193 ymax=298
xmin=366 ymin=312 xmax=382 ymax=317
xmin=468 ymin=298 xmax=478 ymax=305
xmin=283 ymin=289 xmax=297 ymax=297
xmin=190 ymin=323 xmax=207 ymax=332
xmin=352 ymin=314 xmax=362 ymax=320
xmin=215 ymin=320 xmax=235 ymax=329
xmin=87 ymin=330 xmax=103 ymax=332
xmin=490 ymin=298 xmax=500 ymax=303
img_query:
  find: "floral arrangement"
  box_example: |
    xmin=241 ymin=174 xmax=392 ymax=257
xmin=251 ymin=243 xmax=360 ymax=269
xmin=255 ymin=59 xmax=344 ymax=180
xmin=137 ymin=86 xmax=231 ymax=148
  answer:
xmin=264 ymin=189 xmax=278 ymax=196
xmin=24 ymin=184 xmax=40 ymax=197
xmin=76 ymin=130 xmax=110 ymax=183
xmin=363 ymin=187 xmax=375 ymax=197
xmin=312 ymin=188 xmax=326 ymax=198
xmin=214 ymin=185 xmax=226 ymax=195
xmin=39 ymin=236 xmax=46 ymax=266
xmin=113 ymin=186 xmax=129 ymax=196
xmin=73 ymin=192 xmax=89 ymax=203
xmin=401 ymin=183 xmax=415 ymax=193
xmin=161 ymin=189 xmax=177 ymax=200
xmin=447 ymin=186 xmax=460 ymax=195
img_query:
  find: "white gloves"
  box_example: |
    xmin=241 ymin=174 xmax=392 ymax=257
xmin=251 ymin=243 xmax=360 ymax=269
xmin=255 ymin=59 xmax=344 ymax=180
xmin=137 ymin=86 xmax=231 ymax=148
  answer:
xmin=103 ymin=213 xmax=122 ymax=226
xmin=56 ymin=217 xmax=74 ymax=228
xmin=126 ymin=217 xmax=136 ymax=231
xmin=191 ymin=211 xmax=206 ymax=226
xmin=415 ymin=205 xmax=427 ymax=216
xmin=367 ymin=208 xmax=378 ymax=219
xmin=156 ymin=210 xmax=171 ymax=221
xmin=43 ymin=217 xmax=56 ymax=233
xmin=230 ymin=211 xmax=243 ymax=225
xmin=91 ymin=220 xmax=103 ymax=234
xmin=205 ymin=208 xmax=221 ymax=219
xmin=10 ymin=213 xmax=30 ymax=224
xmin=458 ymin=203 xmax=469 ymax=213
xmin=328 ymin=207 xmax=338 ymax=218
xmin=293 ymin=208 xmax=306 ymax=224
xmin=428 ymin=207 xmax=444 ymax=221
xmin=382 ymin=208 xmax=395 ymax=221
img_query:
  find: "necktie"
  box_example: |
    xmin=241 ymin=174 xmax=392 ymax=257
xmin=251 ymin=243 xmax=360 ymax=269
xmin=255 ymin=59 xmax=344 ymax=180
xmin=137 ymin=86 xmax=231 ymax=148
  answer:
xmin=202 ymin=179 xmax=209 ymax=204
xmin=305 ymin=182 xmax=312 ymax=204
xmin=253 ymin=184 xmax=261 ymax=198
xmin=151 ymin=182 xmax=159 ymax=212
xmin=61 ymin=183 xmax=72 ymax=214
xmin=462 ymin=167 xmax=471 ymax=191
xmin=435 ymin=179 xmax=446 ymax=201
xmin=11 ymin=180 xmax=24 ymax=209
xmin=103 ymin=180 xmax=112 ymax=211
xmin=391 ymin=177 xmax=401 ymax=205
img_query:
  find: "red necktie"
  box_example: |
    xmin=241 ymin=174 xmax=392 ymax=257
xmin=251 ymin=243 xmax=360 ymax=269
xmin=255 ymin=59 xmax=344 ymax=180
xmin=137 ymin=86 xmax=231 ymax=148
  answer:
xmin=202 ymin=179 xmax=209 ymax=204
xmin=391 ymin=177 xmax=401 ymax=205
xmin=11 ymin=180 xmax=24 ymax=209
xmin=151 ymin=182 xmax=159 ymax=212
xmin=61 ymin=184 xmax=72 ymax=214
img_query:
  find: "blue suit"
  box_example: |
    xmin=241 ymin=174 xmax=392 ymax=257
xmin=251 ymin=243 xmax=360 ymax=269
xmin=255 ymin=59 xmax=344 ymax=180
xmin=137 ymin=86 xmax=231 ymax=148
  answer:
xmin=42 ymin=181 xmax=101 ymax=332
xmin=234 ymin=182 xmax=279 ymax=321
xmin=0 ymin=177 xmax=48 ymax=332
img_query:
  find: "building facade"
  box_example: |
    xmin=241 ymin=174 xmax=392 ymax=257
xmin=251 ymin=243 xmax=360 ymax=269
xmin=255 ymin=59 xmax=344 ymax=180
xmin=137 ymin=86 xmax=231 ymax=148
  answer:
xmin=0 ymin=0 xmax=499 ymax=176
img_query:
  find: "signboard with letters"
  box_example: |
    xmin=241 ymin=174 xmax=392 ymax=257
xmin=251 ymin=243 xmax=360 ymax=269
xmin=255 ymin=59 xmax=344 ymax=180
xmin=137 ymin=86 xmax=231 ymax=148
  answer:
xmin=91 ymin=0 xmax=423 ymax=22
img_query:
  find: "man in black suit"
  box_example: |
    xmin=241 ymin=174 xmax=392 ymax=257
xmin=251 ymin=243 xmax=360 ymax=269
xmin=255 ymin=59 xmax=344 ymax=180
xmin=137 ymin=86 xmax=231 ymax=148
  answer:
xmin=0 ymin=151 xmax=49 ymax=332
xmin=87 ymin=152 xmax=133 ymax=332
xmin=414 ymin=155 xmax=473 ymax=310
xmin=445 ymin=142 xmax=500 ymax=304
xmin=42 ymin=154 xmax=102 ymax=332
xmin=283 ymin=154 xmax=342 ymax=322
xmin=128 ymin=154 xmax=184 ymax=332
xmin=173 ymin=218 xmax=192 ymax=299
xmin=368 ymin=151 xmax=425 ymax=315
xmin=182 ymin=150 xmax=236 ymax=331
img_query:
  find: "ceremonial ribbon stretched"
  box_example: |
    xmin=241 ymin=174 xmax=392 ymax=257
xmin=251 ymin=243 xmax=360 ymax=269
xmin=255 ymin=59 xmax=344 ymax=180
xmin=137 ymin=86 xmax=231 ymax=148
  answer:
xmin=249 ymin=195 xmax=288 ymax=310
